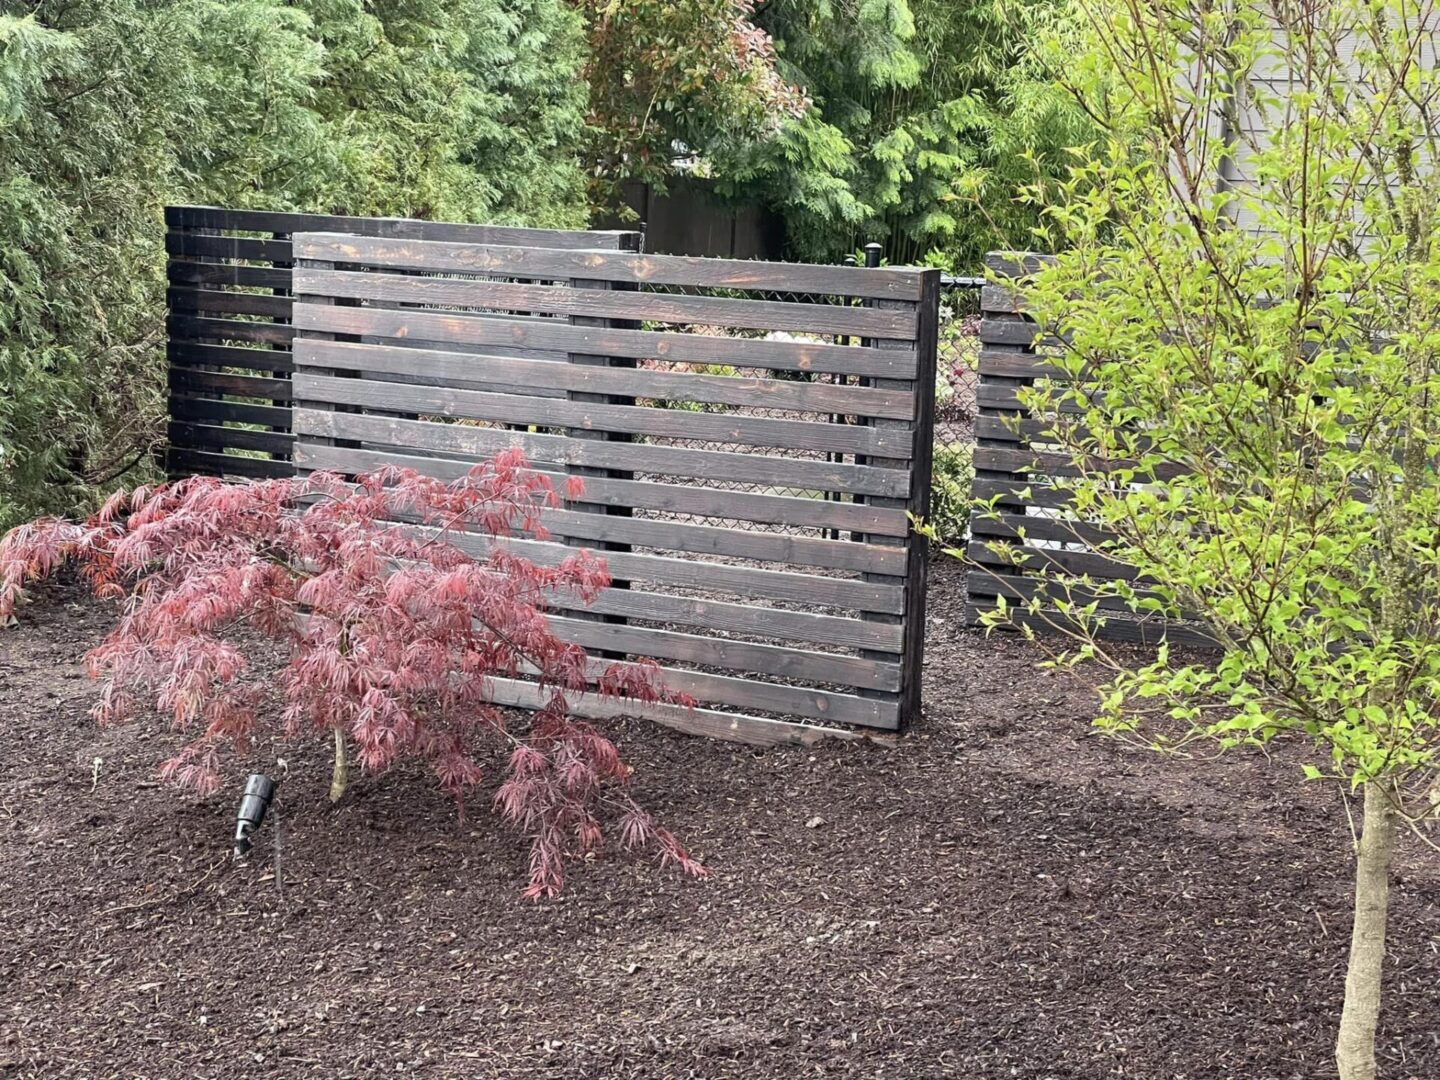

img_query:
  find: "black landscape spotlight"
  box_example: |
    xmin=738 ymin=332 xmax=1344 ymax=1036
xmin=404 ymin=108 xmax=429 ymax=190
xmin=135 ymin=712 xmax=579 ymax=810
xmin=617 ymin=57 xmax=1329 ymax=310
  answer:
xmin=233 ymin=773 xmax=277 ymax=858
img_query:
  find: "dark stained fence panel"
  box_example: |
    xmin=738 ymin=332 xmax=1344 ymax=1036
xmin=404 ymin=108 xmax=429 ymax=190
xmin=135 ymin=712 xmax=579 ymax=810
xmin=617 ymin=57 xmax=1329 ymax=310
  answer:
xmin=288 ymin=231 xmax=939 ymax=743
xmin=965 ymin=252 xmax=1214 ymax=647
xmin=163 ymin=205 xmax=639 ymax=481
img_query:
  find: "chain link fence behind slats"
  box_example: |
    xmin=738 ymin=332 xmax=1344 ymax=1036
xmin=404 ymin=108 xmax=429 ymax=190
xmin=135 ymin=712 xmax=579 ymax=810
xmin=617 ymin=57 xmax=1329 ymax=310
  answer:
xmin=936 ymin=275 xmax=982 ymax=449
xmin=613 ymin=274 xmax=983 ymax=547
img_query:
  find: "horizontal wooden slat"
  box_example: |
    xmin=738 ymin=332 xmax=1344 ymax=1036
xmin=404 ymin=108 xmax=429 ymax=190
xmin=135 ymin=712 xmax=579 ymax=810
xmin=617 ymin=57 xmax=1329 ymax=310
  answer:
xmin=979 ymin=318 xmax=1039 ymax=346
xmin=295 ymin=410 xmax=911 ymax=498
xmin=970 ymin=477 xmax=1077 ymax=510
xmin=544 ymin=657 xmax=897 ymax=729
xmin=168 ymin=315 xmax=295 ymax=347
xmin=294 ymin=372 xmax=912 ymax=459
xmin=981 ymin=283 xmax=1025 ymax=314
xmin=294 ymin=266 xmax=919 ymax=341
xmin=546 ymin=614 xmax=901 ymax=692
xmin=973 ymin=414 xmax=1051 ymax=442
xmin=167 ymin=261 xmax=290 ymax=290
xmin=297 ymin=339 xmax=913 ymax=420
xmin=485 ymin=677 xmax=861 ymax=747
xmin=295 ymin=443 xmax=910 ymax=537
xmin=166 ymin=206 xmax=636 ymax=251
xmin=169 ymin=368 xmax=293 ymax=401
xmin=168 ymin=421 xmax=291 ymax=455
xmin=294 ymin=232 xmax=929 ymax=302
xmin=168 ymin=342 xmax=294 ymax=374
xmin=973 ymin=446 xmax=1186 ymax=482
xmin=970 ymin=511 xmax=1117 ymax=547
xmin=976 ymin=384 xmax=1089 ymax=413
xmin=966 ymin=539 xmax=1141 ymax=582
xmin=538 ymin=507 xmax=905 ymax=574
xmin=165 ymin=233 xmax=292 ymax=263
xmin=984 ymin=252 xmax=1055 ymax=275
xmin=291 ymin=304 xmax=917 ymax=379
xmin=964 ymin=601 xmax=1219 ymax=647
xmin=565 ymin=587 xmax=903 ymax=652
xmin=978 ymin=348 xmax=1066 ymax=379
xmin=164 ymin=447 xmax=291 ymax=479
xmin=434 ymin=527 xmax=903 ymax=614
xmin=170 ymin=396 xmax=292 ymax=429
xmin=167 ymin=287 xmax=293 ymax=319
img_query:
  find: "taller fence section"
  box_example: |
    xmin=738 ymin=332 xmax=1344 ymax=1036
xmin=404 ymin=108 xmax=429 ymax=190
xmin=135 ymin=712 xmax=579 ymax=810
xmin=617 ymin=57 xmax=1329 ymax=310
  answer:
xmin=164 ymin=206 xmax=638 ymax=481
xmin=964 ymin=253 xmax=1210 ymax=646
xmin=287 ymin=232 xmax=940 ymax=745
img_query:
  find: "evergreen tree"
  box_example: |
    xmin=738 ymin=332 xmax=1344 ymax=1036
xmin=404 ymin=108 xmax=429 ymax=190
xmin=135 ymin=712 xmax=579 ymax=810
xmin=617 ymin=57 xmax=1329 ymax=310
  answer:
xmin=575 ymin=0 xmax=805 ymax=206
xmin=0 ymin=0 xmax=588 ymax=528
xmin=707 ymin=0 xmax=1094 ymax=264
xmin=460 ymin=0 xmax=590 ymax=227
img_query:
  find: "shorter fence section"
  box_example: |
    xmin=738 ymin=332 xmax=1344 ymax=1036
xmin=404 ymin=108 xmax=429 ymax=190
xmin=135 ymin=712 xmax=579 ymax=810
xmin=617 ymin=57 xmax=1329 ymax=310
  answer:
xmin=288 ymin=232 xmax=939 ymax=743
xmin=164 ymin=206 xmax=637 ymax=481
xmin=965 ymin=253 xmax=1212 ymax=646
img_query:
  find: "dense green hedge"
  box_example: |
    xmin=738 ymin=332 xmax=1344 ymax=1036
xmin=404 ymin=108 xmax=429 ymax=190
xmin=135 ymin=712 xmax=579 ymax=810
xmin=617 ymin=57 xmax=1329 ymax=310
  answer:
xmin=0 ymin=0 xmax=587 ymax=527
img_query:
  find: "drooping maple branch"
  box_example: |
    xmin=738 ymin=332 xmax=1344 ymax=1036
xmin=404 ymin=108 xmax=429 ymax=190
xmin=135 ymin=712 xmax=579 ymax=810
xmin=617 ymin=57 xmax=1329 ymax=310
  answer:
xmin=0 ymin=450 xmax=705 ymax=898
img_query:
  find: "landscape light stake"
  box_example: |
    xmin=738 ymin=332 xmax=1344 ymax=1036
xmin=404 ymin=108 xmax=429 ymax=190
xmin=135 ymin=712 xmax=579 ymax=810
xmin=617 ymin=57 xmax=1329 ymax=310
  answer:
xmin=233 ymin=773 xmax=277 ymax=858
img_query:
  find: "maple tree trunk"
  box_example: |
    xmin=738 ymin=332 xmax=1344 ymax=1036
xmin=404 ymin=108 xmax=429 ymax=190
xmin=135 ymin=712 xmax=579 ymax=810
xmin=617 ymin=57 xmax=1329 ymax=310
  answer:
xmin=330 ymin=727 xmax=349 ymax=803
xmin=1335 ymin=782 xmax=1397 ymax=1080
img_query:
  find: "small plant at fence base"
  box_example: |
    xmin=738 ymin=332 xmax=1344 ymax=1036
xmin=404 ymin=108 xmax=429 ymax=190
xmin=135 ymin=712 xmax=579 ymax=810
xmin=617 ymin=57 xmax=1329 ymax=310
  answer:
xmin=0 ymin=450 xmax=705 ymax=898
xmin=919 ymin=442 xmax=973 ymax=548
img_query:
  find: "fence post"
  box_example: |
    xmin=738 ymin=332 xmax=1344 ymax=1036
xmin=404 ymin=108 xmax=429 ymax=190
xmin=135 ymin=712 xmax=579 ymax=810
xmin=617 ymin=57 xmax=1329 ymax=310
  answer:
xmin=163 ymin=214 xmax=221 ymax=480
xmin=268 ymin=229 xmax=294 ymax=465
xmin=856 ymin=242 xmax=939 ymax=730
xmin=562 ymin=234 xmax=644 ymax=658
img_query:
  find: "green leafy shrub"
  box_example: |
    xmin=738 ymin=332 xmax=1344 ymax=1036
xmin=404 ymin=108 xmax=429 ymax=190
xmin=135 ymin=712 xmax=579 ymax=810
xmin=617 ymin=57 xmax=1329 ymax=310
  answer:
xmin=921 ymin=442 xmax=971 ymax=547
xmin=980 ymin=2 xmax=1440 ymax=1074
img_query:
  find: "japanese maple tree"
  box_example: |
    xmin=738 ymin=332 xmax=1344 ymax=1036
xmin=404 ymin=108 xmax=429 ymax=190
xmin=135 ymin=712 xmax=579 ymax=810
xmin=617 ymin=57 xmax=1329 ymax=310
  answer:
xmin=0 ymin=450 xmax=705 ymax=898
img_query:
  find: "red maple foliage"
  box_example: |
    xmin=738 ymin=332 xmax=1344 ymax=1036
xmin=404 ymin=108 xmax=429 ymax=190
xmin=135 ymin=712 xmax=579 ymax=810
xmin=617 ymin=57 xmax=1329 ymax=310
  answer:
xmin=0 ymin=451 xmax=706 ymax=898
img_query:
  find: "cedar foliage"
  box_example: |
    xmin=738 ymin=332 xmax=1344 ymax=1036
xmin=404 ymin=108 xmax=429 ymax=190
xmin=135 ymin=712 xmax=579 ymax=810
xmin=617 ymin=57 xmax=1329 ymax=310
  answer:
xmin=0 ymin=0 xmax=588 ymax=530
xmin=740 ymin=0 xmax=1095 ymax=264
xmin=575 ymin=0 xmax=1092 ymax=264
xmin=0 ymin=451 xmax=705 ymax=898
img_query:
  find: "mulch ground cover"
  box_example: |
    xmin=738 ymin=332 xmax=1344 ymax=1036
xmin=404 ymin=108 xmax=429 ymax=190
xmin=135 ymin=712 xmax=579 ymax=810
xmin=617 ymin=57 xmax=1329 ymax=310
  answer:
xmin=1 ymin=559 xmax=1438 ymax=1079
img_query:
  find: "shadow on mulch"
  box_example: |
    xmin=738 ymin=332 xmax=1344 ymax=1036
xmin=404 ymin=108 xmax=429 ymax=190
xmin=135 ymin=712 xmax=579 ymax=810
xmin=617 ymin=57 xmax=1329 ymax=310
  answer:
xmin=1 ymin=560 xmax=1438 ymax=1079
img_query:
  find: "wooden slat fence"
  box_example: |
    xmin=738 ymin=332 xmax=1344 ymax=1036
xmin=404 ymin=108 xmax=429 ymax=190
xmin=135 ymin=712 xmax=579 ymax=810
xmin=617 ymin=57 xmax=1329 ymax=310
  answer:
xmin=164 ymin=206 xmax=638 ymax=480
xmin=965 ymin=252 xmax=1214 ymax=646
xmin=288 ymin=231 xmax=940 ymax=745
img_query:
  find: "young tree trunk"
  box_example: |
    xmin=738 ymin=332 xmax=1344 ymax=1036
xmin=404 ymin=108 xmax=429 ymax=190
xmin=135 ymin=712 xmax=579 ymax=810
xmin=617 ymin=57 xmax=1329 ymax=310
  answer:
xmin=330 ymin=727 xmax=349 ymax=803
xmin=1335 ymin=781 xmax=1398 ymax=1080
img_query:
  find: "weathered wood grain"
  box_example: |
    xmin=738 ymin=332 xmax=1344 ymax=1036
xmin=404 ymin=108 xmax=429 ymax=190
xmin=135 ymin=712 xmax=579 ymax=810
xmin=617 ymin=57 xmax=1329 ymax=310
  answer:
xmin=291 ymin=304 xmax=918 ymax=379
xmin=294 ymin=443 xmax=912 ymax=536
xmin=293 ymin=267 xmax=918 ymax=340
xmin=484 ymin=677 xmax=865 ymax=747
xmin=294 ymin=232 xmax=927 ymax=300
xmin=293 ymin=372 xmax=913 ymax=459
xmin=297 ymin=339 xmax=915 ymax=419
xmin=294 ymin=409 xmax=911 ymax=498
xmin=166 ymin=206 xmax=637 ymax=250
